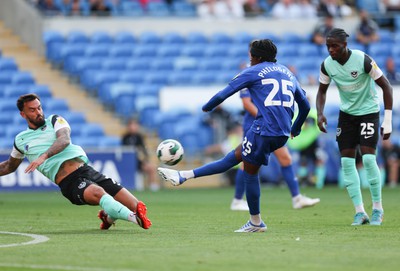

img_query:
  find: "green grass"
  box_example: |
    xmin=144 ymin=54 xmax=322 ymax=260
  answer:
xmin=1 ymin=186 xmax=399 ymax=271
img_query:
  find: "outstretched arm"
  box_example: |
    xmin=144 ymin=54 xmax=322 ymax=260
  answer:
xmin=0 ymin=156 xmax=23 ymax=176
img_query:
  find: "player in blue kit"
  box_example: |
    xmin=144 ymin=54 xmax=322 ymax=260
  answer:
xmin=0 ymin=94 xmax=151 ymax=230
xmin=316 ymin=28 xmax=393 ymax=226
xmin=159 ymin=39 xmax=310 ymax=232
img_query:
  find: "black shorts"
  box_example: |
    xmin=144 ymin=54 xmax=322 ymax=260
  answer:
xmin=58 ymin=164 xmax=123 ymax=205
xmin=336 ymin=111 xmax=380 ymax=151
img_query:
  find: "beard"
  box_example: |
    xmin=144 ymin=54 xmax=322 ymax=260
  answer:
xmin=29 ymin=115 xmax=46 ymax=128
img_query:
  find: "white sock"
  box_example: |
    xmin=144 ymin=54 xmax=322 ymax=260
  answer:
xmin=372 ymin=201 xmax=383 ymax=211
xmin=250 ymin=214 xmax=261 ymax=225
xmin=127 ymin=212 xmax=137 ymax=224
xmin=355 ymin=204 xmax=366 ymax=214
xmin=180 ymin=170 xmax=194 ymax=180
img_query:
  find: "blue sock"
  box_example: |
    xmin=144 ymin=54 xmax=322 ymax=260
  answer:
xmin=234 ymin=168 xmax=245 ymax=200
xmin=194 ymin=150 xmax=240 ymax=178
xmin=244 ymin=171 xmax=260 ymax=215
xmin=281 ymin=165 xmax=300 ymax=197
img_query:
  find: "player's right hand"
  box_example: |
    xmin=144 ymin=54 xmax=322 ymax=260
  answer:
xmin=317 ymin=115 xmax=328 ymax=133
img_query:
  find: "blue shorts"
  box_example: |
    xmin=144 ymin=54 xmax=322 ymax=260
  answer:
xmin=241 ymin=131 xmax=288 ymax=166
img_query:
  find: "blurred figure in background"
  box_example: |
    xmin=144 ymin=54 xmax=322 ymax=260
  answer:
xmin=311 ymin=15 xmax=335 ymax=45
xmin=355 ymin=10 xmax=380 ymax=49
xmin=380 ymin=138 xmax=400 ymax=188
xmin=270 ymin=0 xmax=301 ymax=19
xmin=288 ymin=99 xmax=326 ymax=189
xmin=385 ymin=57 xmax=400 ymax=85
xmin=122 ymin=118 xmax=160 ymax=191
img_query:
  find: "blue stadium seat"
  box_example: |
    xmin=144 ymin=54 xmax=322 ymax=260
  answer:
xmin=168 ymin=71 xmax=193 ymax=85
xmin=91 ymin=31 xmax=114 ymax=44
xmin=0 ymin=71 xmax=17 ymax=84
xmin=138 ymin=31 xmax=162 ymax=44
xmin=3 ymin=86 xmax=32 ymax=99
xmin=277 ymin=44 xmax=299 ymax=58
xmin=281 ymin=32 xmax=305 ymax=43
xmin=204 ymin=44 xmax=229 ymax=57
xmin=98 ymin=136 xmax=121 ymax=148
xmin=147 ymin=2 xmax=171 ymax=17
xmin=80 ymin=70 xmax=120 ymax=92
xmin=109 ymin=45 xmax=134 ymax=58
xmin=61 ymin=111 xmax=86 ymax=125
xmin=186 ymin=31 xmax=209 ymax=44
xmin=210 ymin=32 xmax=232 ymax=44
xmin=171 ymin=2 xmax=196 ymax=17
xmin=65 ymin=57 xmax=103 ymax=77
xmin=12 ymin=72 xmax=35 ymax=85
xmin=114 ymin=31 xmax=137 ymax=45
xmin=58 ymin=44 xmax=86 ymax=65
xmin=133 ymin=44 xmax=158 ymax=57
xmin=144 ymin=72 xmax=169 ymax=85
xmin=173 ymin=58 xmax=197 ymax=71
xmin=191 ymin=71 xmax=218 ymax=85
xmin=0 ymin=58 xmax=18 ymax=71
xmin=43 ymin=99 xmax=69 ymax=114
xmin=347 ymin=42 xmax=365 ymax=52
xmin=119 ymin=1 xmax=145 ymax=17
xmin=43 ymin=30 xmax=65 ymax=48
xmin=232 ymin=31 xmax=254 ymax=45
xmin=199 ymin=59 xmax=223 ymax=71
xmin=101 ymin=58 xmax=127 ymax=71
xmin=125 ymin=59 xmax=151 ymax=71
xmin=6 ymin=124 xmax=26 ymax=139
xmin=0 ymin=99 xmax=18 ymax=114
xmin=298 ymin=44 xmax=322 ymax=57
xmin=119 ymin=71 xmax=146 ymax=84
xmin=98 ymin=82 xmax=136 ymax=106
xmin=151 ymin=58 xmax=175 ymax=71
xmin=181 ymin=45 xmax=205 ymax=58
xmin=80 ymin=123 xmax=105 ymax=137
xmin=162 ymin=32 xmax=186 ymax=44
xmin=228 ymin=45 xmax=248 ymax=58
xmin=84 ymin=45 xmax=110 ymax=57
xmin=67 ymin=30 xmax=90 ymax=44
xmin=157 ymin=45 xmax=182 ymax=57
xmin=114 ymin=94 xmax=136 ymax=117
xmin=368 ymin=43 xmax=392 ymax=58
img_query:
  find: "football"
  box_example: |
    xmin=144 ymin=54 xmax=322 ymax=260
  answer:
xmin=156 ymin=139 xmax=184 ymax=166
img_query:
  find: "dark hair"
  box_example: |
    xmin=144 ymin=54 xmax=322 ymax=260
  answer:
xmin=16 ymin=93 xmax=40 ymax=111
xmin=326 ymin=28 xmax=349 ymax=42
xmin=250 ymin=39 xmax=277 ymax=63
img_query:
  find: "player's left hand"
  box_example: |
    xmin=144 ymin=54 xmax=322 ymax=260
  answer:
xmin=25 ymin=154 xmax=47 ymax=173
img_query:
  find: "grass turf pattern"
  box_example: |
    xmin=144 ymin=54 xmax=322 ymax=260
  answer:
xmin=0 ymin=186 xmax=399 ymax=271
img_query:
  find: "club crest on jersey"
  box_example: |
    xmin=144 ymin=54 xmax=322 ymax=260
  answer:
xmin=78 ymin=181 xmax=87 ymax=189
xmin=57 ymin=117 xmax=66 ymax=124
xmin=350 ymin=71 xmax=358 ymax=78
xmin=336 ymin=128 xmax=342 ymax=137
xmin=25 ymin=145 xmax=29 ymax=151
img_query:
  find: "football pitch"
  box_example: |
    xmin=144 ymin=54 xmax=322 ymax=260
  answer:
xmin=0 ymin=186 xmax=399 ymax=271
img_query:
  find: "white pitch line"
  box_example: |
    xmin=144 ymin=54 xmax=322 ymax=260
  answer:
xmin=0 ymin=231 xmax=49 ymax=248
xmin=0 ymin=263 xmax=140 ymax=271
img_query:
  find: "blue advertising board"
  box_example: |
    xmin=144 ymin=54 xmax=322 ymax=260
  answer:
xmin=0 ymin=148 xmax=137 ymax=192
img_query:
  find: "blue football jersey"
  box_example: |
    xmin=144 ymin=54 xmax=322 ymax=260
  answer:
xmin=204 ymin=62 xmax=307 ymax=137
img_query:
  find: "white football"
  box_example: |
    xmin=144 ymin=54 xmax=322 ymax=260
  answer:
xmin=156 ymin=139 xmax=184 ymax=166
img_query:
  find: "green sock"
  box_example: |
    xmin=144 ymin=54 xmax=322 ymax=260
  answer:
xmin=357 ymin=167 xmax=369 ymax=189
xmin=362 ymin=154 xmax=382 ymax=203
xmin=341 ymin=157 xmax=363 ymax=206
xmin=380 ymin=168 xmax=386 ymax=188
xmin=315 ymin=165 xmax=326 ymax=189
xmin=99 ymin=194 xmax=134 ymax=222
